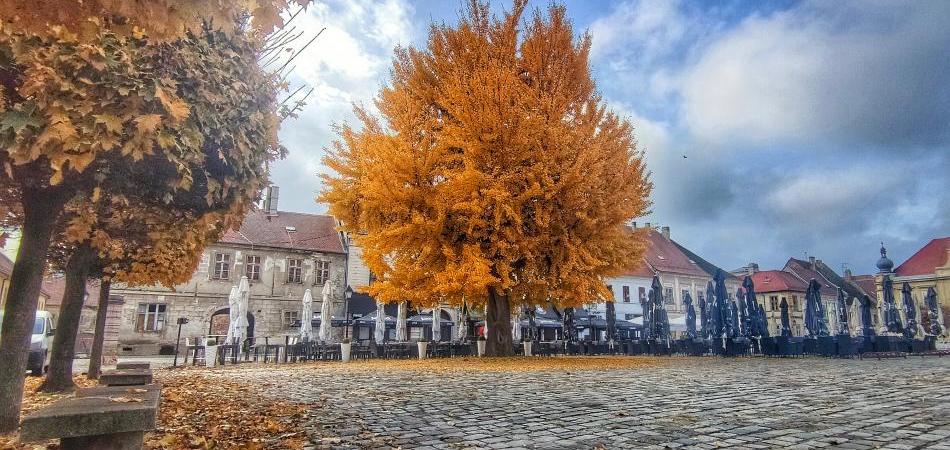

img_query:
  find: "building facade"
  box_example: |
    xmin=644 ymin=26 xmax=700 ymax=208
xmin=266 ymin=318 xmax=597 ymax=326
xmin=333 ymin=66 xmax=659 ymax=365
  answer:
xmin=875 ymin=239 xmax=949 ymax=337
xmin=112 ymin=207 xmax=347 ymax=355
xmin=747 ymin=269 xmax=806 ymax=336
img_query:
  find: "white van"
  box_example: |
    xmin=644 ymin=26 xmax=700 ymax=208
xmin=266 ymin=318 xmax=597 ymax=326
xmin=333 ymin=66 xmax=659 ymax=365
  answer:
xmin=0 ymin=310 xmax=54 ymax=375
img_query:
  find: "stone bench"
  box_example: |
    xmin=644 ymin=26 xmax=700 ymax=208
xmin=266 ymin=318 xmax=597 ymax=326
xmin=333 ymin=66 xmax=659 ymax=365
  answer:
xmin=115 ymin=361 xmax=151 ymax=370
xmin=20 ymin=384 xmax=160 ymax=449
xmin=99 ymin=368 xmax=153 ymax=387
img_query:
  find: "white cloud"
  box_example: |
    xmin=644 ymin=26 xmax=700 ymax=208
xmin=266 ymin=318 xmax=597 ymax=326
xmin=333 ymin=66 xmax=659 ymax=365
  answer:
xmin=678 ymin=1 xmax=950 ymax=147
xmin=270 ymin=0 xmax=413 ymax=213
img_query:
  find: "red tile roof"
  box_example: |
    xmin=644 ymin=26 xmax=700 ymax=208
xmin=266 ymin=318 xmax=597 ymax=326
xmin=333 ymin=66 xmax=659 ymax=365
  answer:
xmin=621 ymin=228 xmax=710 ymax=278
xmin=219 ymin=210 xmax=345 ymax=254
xmin=750 ymin=270 xmax=808 ymax=293
xmin=783 ymin=258 xmax=838 ymax=297
xmin=895 ymin=237 xmax=950 ymax=277
xmin=847 ymin=274 xmax=878 ymax=302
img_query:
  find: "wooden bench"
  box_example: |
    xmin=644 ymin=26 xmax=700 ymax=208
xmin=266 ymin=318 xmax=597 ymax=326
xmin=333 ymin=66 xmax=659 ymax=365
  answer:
xmin=99 ymin=369 xmax=153 ymax=386
xmin=20 ymin=384 xmax=160 ymax=449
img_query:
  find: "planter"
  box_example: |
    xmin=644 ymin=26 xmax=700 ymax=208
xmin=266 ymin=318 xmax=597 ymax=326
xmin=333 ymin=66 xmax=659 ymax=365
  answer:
xmin=476 ymin=340 xmax=486 ymax=357
xmin=523 ymin=341 xmax=533 ymax=357
xmin=417 ymin=341 xmax=428 ymax=359
xmin=205 ymin=345 xmax=218 ymax=367
xmin=341 ymin=342 xmax=352 ymax=362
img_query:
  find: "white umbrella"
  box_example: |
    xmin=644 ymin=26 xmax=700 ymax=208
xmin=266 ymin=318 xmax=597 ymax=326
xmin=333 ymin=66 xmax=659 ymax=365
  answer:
xmin=511 ymin=316 xmax=522 ymax=341
xmin=319 ymin=281 xmax=334 ymax=342
xmin=225 ymin=286 xmax=239 ymax=344
xmin=300 ymin=289 xmax=314 ymax=342
xmin=395 ymin=301 xmax=407 ymax=341
xmin=374 ymin=300 xmax=386 ymax=343
xmin=431 ymin=306 xmax=441 ymax=342
xmin=234 ymin=276 xmax=250 ymax=345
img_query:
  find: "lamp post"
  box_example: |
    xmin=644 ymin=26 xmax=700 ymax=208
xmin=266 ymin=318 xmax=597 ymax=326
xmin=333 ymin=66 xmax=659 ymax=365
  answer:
xmin=173 ymin=317 xmax=189 ymax=367
xmin=344 ymin=285 xmax=353 ymax=339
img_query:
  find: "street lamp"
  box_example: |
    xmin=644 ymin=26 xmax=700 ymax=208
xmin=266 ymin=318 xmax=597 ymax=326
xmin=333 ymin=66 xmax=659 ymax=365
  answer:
xmin=344 ymin=285 xmax=353 ymax=339
xmin=173 ymin=317 xmax=189 ymax=367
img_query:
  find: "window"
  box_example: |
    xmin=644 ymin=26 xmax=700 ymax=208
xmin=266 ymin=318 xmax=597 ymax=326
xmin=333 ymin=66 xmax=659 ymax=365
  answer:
xmin=135 ymin=303 xmax=166 ymax=332
xmin=770 ymin=296 xmax=778 ymax=311
xmin=638 ymin=287 xmax=646 ymax=303
xmin=682 ymin=289 xmax=690 ymax=304
xmin=698 ymin=292 xmax=704 ymax=304
xmin=664 ymin=287 xmax=674 ymax=305
xmin=212 ymin=253 xmax=231 ymax=280
xmin=283 ymin=310 xmax=299 ymax=329
xmin=622 ymin=286 xmax=631 ymax=303
xmin=625 ymin=313 xmax=637 ymax=320
xmin=245 ymin=255 xmax=262 ymax=281
xmin=314 ymin=260 xmax=330 ymax=285
xmin=287 ymin=258 xmax=303 ymax=283
xmin=791 ymin=296 xmax=798 ymax=311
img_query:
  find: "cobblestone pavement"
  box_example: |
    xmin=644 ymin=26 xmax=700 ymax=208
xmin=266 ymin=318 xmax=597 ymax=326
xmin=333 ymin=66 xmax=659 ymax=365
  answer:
xmin=207 ymin=356 xmax=950 ymax=449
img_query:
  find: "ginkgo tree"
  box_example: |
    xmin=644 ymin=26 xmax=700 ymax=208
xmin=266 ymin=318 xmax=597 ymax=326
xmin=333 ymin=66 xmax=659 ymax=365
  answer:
xmin=0 ymin=18 xmax=287 ymax=429
xmin=321 ymin=1 xmax=652 ymax=356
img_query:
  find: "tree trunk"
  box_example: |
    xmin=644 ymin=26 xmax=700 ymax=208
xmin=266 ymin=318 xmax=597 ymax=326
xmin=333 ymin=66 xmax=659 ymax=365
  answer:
xmin=87 ymin=280 xmax=111 ymax=380
xmin=0 ymin=190 xmax=64 ymax=432
xmin=485 ymin=287 xmax=513 ymax=356
xmin=40 ymin=243 xmax=95 ymax=393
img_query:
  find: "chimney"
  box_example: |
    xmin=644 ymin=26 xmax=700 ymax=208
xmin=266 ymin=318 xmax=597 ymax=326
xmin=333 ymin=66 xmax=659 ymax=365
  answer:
xmin=264 ymin=185 xmax=279 ymax=216
xmin=809 ymin=255 xmax=816 ymax=270
xmin=661 ymin=226 xmax=670 ymax=239
xmin=645 ymin=222 xmax=652 ymax=230
xmin=747 ymin=262 xmax=759 ymax=276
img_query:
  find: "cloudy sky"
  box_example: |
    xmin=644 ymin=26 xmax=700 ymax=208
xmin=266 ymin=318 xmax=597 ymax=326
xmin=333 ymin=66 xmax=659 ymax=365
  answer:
xmin=272 ymin=0 xmax=949 ymax=276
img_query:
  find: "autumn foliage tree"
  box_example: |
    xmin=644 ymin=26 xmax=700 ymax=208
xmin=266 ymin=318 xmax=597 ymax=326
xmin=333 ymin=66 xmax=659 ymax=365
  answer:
xmin=321 ymin=1 xmax=651 ymax=356
xmin=0 ymin=14 xmax=289 ymax=428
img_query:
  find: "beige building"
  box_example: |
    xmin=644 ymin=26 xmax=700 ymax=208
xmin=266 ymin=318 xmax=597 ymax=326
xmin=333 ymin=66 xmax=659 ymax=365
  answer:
xmin=875 ymin=239 xmax=949 ymax=337
xmin=745 ymin=268 xmax=806 ymax=336
xmin=0 ymin=253 xmax=51 ymax=312
xmin=112 ymin=202 xmax=348 ymax=355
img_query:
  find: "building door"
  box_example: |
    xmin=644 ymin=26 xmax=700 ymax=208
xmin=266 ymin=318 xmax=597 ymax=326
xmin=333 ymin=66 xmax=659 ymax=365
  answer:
xmin=208 ymin=308 xmax=256 ymax=340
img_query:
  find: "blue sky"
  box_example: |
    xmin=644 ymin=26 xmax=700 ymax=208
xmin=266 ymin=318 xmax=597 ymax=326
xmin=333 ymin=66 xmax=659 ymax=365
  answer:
xmin=272 ymin=0 xmax=950 ymax=275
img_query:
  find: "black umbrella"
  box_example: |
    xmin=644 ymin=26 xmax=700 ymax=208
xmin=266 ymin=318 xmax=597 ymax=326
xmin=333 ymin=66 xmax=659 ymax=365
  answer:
xmin=804 ymin=279 xmax=825 ymax=337
xmin=684 ymin=292 xmax=697 ymax=339
xmin=881 ymin=276 xmax=903 ymax=333
xmin=743 ymin=276 xmax=765 ymax=337
xmin=758 ymin=304 xmax=771 ymax=338
xmin=737 ymin=287 xmax=751 ymax=337
xmin=779 ymin=297 xmax=793 ymax=337
xmin=651 ymin=276 xmax=670 ymax=340
xmin=699 ymin=290 xmax=709 ymax=339
xmin=562 ymin=307 xmax=577 ymax=342
xmin=640 ymin=288 xmax=652 ymax=340
xmin=525 ymin=305 xmax=537 ymax=342
xmin=729 ymin=297 xmax=740 ymax=338
xmin=924 ymin=287 xmax=941 ymax=336
xmin=605 ymin=301 xmax=617 ymax=342
xmin=835 ymin=288 xmax=851 ymax=336
xmin=901 ymin=282 xmax=918 ymax=339
xmin=860 ymin=295 xmax=876 ymax=337
xmin=714 ymin=270 xmax=729 ymax=339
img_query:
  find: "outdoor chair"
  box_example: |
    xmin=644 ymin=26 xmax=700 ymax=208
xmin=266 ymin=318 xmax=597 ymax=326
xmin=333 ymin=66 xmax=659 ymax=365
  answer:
xmin=184 ymin=337 xmax=204 ymax=365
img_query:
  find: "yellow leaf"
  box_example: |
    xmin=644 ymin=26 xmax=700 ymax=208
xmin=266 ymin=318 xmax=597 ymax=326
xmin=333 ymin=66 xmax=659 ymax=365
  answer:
xmin=94 ymin=114 xmax=124 ymax=133
xmin=135 ymin=114 xmax=162 ymax=133
xmin=154 ymin=85 xmax=191 ymax=123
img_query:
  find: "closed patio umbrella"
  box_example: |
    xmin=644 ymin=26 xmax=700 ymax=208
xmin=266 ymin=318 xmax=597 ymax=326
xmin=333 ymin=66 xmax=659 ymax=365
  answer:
xmin=804 ymin=279 xmax=827 ymax=337
xmin=457 ymin=301 xmax=469 ymax=341
xmin=836 ymin=288 xmax=850 ymax=336
xmin=225 ymin=286 xmax=239 ymax=344
xmin=901 ymin=282 xmax=918 ymax=339
xmin=605 ymin=301 xmax=617 ymax=342
xmin=395 ymin=301 xmax=408 ymax=341
xmin=881 ymin=276 xmax=903 ymax=334
xmin=432 ymin=306 xmax=442 ymax=342
xmin=699 ymin=291 xmax=709 ymax=339
xmin=860 ymin=295 xmax=876 ymax=337
xmin=925 ymin=287 xmax=942 ymax=336
xmin=639 ymin=291 xmax=652 ymax=340
xmin=234 ymin=276 xmax=250 ymax=346
xmin=737 ymin=287 xmax=750 ymax=337
xmin=526 ymin=305 xmax=538 ymax=342
xmin=562 ymin=307 xmax=577 ymax=342
xmin=651 ymin=276 xmax=669 ymax=340
xmin=300 ymin=289 xmax=314 ymax=342
xmin=713 ymin=270 xmax=729 ymax=339
xmin=319 ymin=281 xmax=334 ymax=342
xmin=374 ymin=300 xmax=386 ymax=344
xmin=684 ymin=292 xmax=696 ymax=339
xmin=511 ymin=311 xmax=522 ymax=342
xmin=743 ymin=276 xmax=767 ymax=338
xmin=780 ymin=298 xmax=792 ymax=337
